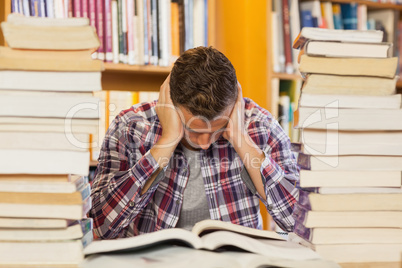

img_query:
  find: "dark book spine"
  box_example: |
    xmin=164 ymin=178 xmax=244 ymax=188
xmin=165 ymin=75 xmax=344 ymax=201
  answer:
xmin=297 ymin=189 xmax=312 ymax=210
xmin=96 ymin=0 xmax=105 ymax=60
xmin=143 ymin=0 xmax=149 ymax=64
xmin=281 ymin=0 xmax=293 ymax=74
xmin=82 ymin=0 xmax=89 ymax=18
xmin=105 ymin=0 xmax=113 ymax=62
xmin=147 ymin=0 xmax=152 ymax=64
xmin=151 ymin=0 xmax=159 ymax=65
xmin=30 ymin=0 xmax=39 ymax=16
xmin=297 ymin=153 xmax=311 ymax=170
xmin=118 ymin=0 xmax=124 ymax=62
xmin=340 ymin=3 xmax=357 ymax=30
xmin=73 ymin=0 xmax=81 ymax=17
xmin=293 ymin=220 xmax=312 ymax=242
xmin=292 ymin=202 xmax=308 ymax=224
xmin=178 ymin=0 xmax=185 ymax=54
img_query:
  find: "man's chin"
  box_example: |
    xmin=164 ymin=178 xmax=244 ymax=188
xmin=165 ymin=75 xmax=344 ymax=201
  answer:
xmin=180 ymin=139 xmax=205 ymax=151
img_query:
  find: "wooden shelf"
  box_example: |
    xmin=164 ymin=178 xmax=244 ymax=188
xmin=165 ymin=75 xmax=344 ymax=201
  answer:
xmin=272 ymin=72 xmax=302 ymax=81
xmin=102 ymin=63 xmax=170 ymax=92
xmin=318 ymin=0 xmax=402 ymax=10
xmin=104 ymin=63 xmax=172 ymax=74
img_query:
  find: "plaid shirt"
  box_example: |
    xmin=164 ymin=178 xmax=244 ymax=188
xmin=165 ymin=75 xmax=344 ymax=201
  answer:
xmin=89 ymin=98 xmax=299 ymax=239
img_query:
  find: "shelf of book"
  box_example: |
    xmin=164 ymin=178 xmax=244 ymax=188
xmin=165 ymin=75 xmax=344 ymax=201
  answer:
xmin=104 ymin=63 xmax=171 ymax=74
xmin=318 ymin=0 xmax=402 ymax=10
xmin=272 ymin=72 xmax=302 ymax=81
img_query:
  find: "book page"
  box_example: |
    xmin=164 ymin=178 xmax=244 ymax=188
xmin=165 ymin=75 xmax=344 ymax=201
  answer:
xmin=200 ymin=231 xmax=321 ymax=261
xmin=84 ymin=228 xmax=203 ymax=255
xmin=191 ymin=219 xmax=284 ymax=240
xmin=222 ymin=251 xmax=341 ymax=268
xmin=83 ymin=245 xmax=241 ymax=268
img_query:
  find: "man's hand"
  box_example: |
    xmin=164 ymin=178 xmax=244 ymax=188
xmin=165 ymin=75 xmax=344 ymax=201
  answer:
xmin=155 ymin=74 xmax=184 ymax=146
xmin=223 ymin=82 xmax=267 ymax=200
xmin=223 ymin=82 xmax=246 ymax=148
xmin=144 ymin=75 xmax=184 ymax=194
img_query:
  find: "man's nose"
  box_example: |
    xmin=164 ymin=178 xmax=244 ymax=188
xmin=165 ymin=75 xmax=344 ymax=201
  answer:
xmin=197 ymin=134 xmax=212 ymax=150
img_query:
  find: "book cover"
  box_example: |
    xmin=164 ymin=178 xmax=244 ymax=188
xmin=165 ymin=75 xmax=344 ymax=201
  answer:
xmin=73 ymin=0 xmax=81 ymax=17
xmin=96 ymin=0 xmax=105 ymax=60
xmin=340 ymin=3 xmax=357 ymax=30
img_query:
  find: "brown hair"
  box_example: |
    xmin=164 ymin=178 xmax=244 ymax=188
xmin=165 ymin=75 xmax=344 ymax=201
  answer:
xmin=170 ymin=46 xmax=238 ymax=120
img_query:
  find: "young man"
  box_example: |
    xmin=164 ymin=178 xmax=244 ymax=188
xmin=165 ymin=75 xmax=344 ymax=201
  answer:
xmin=89 ymin=47 xmax=299 ymax=239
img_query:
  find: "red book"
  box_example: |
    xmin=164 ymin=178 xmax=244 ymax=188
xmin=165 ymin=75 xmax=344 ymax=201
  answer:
xmin=68 ymin=0 xmax=73 ymax=17
xmin=104 ymin=0 xmax=113 ymax=62
xmin=82 ymin=0 xmax=89 ymax=18
xmin=96 ymin=0 xmax=105 ymax=60
xmin=281 ymin=0 xmax=293 ymax=74
xmin=88 ymin=0 xmax=97 ymax=58
xmin=73 ymin=0 xmax=81 ymax=17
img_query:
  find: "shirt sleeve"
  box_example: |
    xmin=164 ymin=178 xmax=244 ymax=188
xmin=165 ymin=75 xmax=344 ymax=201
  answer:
xmin=88 ymin=115 xmax=164 ymax=239
xmin=251 ymin=119 xmax=300 ymax=232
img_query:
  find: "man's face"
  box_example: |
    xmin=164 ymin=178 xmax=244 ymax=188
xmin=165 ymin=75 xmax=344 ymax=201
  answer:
xmin=176 ymin=105 xmax=233 ymax=150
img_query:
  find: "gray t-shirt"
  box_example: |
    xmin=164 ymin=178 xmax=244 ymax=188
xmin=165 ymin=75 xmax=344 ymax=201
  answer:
xmin=175 ymin=146 xmax=210 ymax=230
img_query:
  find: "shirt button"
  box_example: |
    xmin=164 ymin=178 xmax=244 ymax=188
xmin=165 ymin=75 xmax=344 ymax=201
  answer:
xmin=129 ymin=201 xmax=135 ymax=207
xmin=176 ymin=200 xmax=180 ymax=205
xmin=267 ymin=205 xmax=273 ymax=211
xmin=182 ymin=167 xmax=187 ymax=173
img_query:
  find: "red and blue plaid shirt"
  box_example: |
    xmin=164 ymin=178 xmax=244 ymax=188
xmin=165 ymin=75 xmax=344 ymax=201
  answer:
xmin=89 ymin=98 xmax=299 ymax=239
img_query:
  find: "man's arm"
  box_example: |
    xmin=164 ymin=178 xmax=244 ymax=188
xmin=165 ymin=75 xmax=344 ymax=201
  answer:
xmin=89 ymin=75 xmax=183 ymax=239
xmin=224 ymin=83 xmax=299 ymax=232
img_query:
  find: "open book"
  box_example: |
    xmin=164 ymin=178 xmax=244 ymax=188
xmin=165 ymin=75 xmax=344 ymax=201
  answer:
xmin=84 ymin=220 xmax=321 ymax=261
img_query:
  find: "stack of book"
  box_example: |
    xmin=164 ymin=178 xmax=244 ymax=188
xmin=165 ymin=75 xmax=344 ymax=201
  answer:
xmin=0 ymin=14 xmax=102 ymax=266
xmin=291 ymin=27 xmax=402 ymax=264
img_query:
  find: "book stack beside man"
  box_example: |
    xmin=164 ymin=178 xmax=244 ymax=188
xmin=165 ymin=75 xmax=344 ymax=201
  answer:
xmin=291 ymin=27 xmax=402 ymax=264
xmin=0 ymin=13 xmax=103 ymax=266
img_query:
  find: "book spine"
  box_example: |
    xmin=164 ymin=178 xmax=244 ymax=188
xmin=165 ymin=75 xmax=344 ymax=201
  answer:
xmin=118 ymin=0 xmax=125 ymax=63
xmin=297 ymin=153 xmax=311 ymax=170
xmin=298 ymin=189 xmax=313 ymax=210
xmin=147 ymin=0 xmax=152 ymax=64
xmin=136 ymin=0 xmax=145 ymax=65
xmin=133 ymin=0 xmax=140 ymax=64
xmin=178 ymin=0 xmax=185 ymax=54
xmin=79 ymin=218 xmax=93 ymax=234
xmin=82 ymin=0 xmax=89 ymax=18
xmin=81 ymin=226 xmax=94 ymax=247
xmin=111 ymin=0 xmax=120 ymax=63
xmin=79 ymin=184 xmax=92 ymax=202
xmin=158 ymin=0 xmax=168 ymax=66
xmin=11 ymin=0 xmax=18 ymax=13
xmin=143 ymin=0 xmax=149 ymax=64
xmin=67 ymin=0 xmax=73 ymax=17
xmin=30 ymin=0 xmax=39 ymax=16
xmin=22 ymin=0 xmax=31 ymax=16
xmin=54 ymin=0 xmax=62 ymax=18
xmin=96 ymin=0 xmax=105 ymax=60
xmin=291 ymin=202 xmax=309 ymax=225
xmin=293 ymin=221 xmax=312 ymax=242
xmin=151 ymin=0 xmax=159 ymax=65
xmin=332 ymin=4 xmax=343 ymax=29
xmin=204 ymin=0 xmax=208 ymax=46
xmin=340 ymin=3 xmax=358 ymax=30
xmin=74 ymin=176 xmax=89 ymax=191
xmin=127 ymin=0 xmax=136 ymax=65
xmin=122 ymin=0 xmax=128 ymax=63
xmin=281 ymin=0 xmax=293 ymax=74
xmin=73 ymin=0 xmax=81 ymax=17
xmin=105 ymin=0 xmax=114 ymax=62
xmin=171 ymin=0 xmax=180 ymax=59
xmin=89 ymin=0 xmax=98 ymax=58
